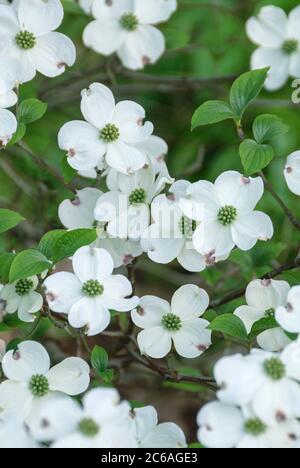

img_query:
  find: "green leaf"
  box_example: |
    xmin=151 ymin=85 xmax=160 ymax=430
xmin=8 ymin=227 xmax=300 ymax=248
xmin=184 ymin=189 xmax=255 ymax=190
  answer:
xmin=0 ymin=253 xmax=15 ymax=282
xmin=91 ymin=346 xmax=109 ymax=373
xmin=61 ymin=0 xmax=84 ymax=14
xmin=164 ymin=28 xmax=191 ymax=49
xmin=248 ymin=316 xmax=278 ymax=341
xmin=208 ymin=314 xmax=248 ymax=340
xmin=253 ymin=114 xmax=289 ymax=144
xmin=0 ymin=208 xmax=24 ymax=234
xmin=18 ymin=98 xmax=48 ymax=124
xmin=52 ymin=229 xmax=97 ymax=263
xmin=100 ymin=368 xmax=114 ymax=384
xmin=192 ymin=100 xmax=236 ymax=129
xmin=239 ymin=139 xmax=274 ymax=176
xmin=7 ymin=123 xmax=26 ymax=146
xmin=281 ymin=271 xmax=300 ymax=286
xmin=38 ymin=230 xmax=66 ymax=261
xmin=229 ymin=68 xmax=269 ymax=118
xmin=9 ymin=249 xmax=52 ymax=282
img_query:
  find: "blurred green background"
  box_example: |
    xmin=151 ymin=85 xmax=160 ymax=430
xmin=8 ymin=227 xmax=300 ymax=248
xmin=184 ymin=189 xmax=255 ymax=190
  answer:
xmin=1 ymin=0 xmax=300 ymax=442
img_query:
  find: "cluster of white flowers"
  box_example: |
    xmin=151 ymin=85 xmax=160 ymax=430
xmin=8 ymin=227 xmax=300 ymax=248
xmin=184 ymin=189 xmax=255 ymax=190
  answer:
xmin=197 ymin=339 xmax=300 ymax=448
xmin=82 ymin=0 xmax=177 ymax=70
xmin=0 ymin=341 xmax=186 ymax=448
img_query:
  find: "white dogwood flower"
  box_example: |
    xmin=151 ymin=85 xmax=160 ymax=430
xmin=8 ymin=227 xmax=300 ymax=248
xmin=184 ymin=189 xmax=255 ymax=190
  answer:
xmin=0 ymin=340 xmax=90 ymax=421
xmin=58 ymin=83 xmax=153 ymax=175
xmin=0 ymin=0 xmax=76 ymax=83
xmin=142 ymin=180 xmax=229 ymax=272
xmin=132 ymin=285 xmax=211 ymax=359
xmin=284 ymin=151 xmax=300 ymax=196
xmin=0 ymin=276 xmax=43 ymax=322
xmin=276 ymin=286 xmax=300 ymax=333
xmin=197 ymin=401 xmax=300 ymax=449
xmin=215 ymin=346 xmax=300 ymax=426
xmin=234 ymin=279 xmax=291 ymax=352
xmin=136 ymin=135 xmax=169 ymax=174
xmin=44 ymin=246 xmax=139 ymax=336
xmin=0 ymin=58 xmax=20 ymax=108
xmin=0 ymin=108 xmax=17 ymax=147
xmin=180 ymin=171 xmax=273 ymax=257
xmin=246 ymin=5 xmax=300 ymax=90
xmin=83 ymin=0 xmax=177 ymax=70
xmin=28 ymin=388 xmax=136 ymax=448
xmin=94 ymin=164 xmax=173 ymax=241
xmin=128 ymin=405 xmax=187 ymax=448
xmin=58 ymin=187 xmax=143 ymax=267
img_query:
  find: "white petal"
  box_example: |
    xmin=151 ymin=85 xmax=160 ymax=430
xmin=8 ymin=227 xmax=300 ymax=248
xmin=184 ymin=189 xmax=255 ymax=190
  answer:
xmin=246 ymin=6 xmax=287 ymax=47
xmin=276 ymin=304 xmax=300 ymax=333
xmin=134 ymin=0 xmax=177 ymax=25
xmin=30 ymin=32 xmax=76 ymax=77
xmin=81 ymin=82 xmax=115 ymax=129
xmin=28 ymin=394 xmax=81 ymax=442
xmin=113 ymin=100 xmax=153 ymax=144
xmin=234 ymin=305 xmax=264 ymax=334
xmin=83 ymin=387 xmax=128 ymax=424
xmin=137 ymin=326 xmax=172 ymax=359
xmin=131 ymin=406 xmax=157 ymax=442
xmin=0 ymin=381 xmax=33 ymax=420
xmin=142 ymin=226 xmax=184 ymax=265
xmin=193 ymin=220 xmax=235 ymax=257
xmin=106 ymin=141 xmax=147 ymax=175
xmin=2 ymin=340 xmax=50 ymax=381
xmin=83 ymin=19 xmax=124 ymax=55
xmin=59 ymin=188 xmax=102 ymax=229
xmin=127 ymin=203 xmax=150 ymax=240
xmin=215 ymin=171 xmax=264 ymax=212
xmin=136 ymin=135 xmax=168 ymax=174
xmin=177 ymin=247 xmax=207 ymax=273
xmin=180 ymin=180 xmax=219 ymax=220
xmin=44 ymin=272 xmax=83 ymax=313
xmin=18 ymin=0 xmax=63 ymax=36
xmin=232 ymin=211 xmax=274 ymax=251
xmin=6 ymin=46 xmax=37 ymax=82
xmin=68 ymin=297 xmax=111 ymax=336
xmin=117 ymin=25 xmax=165 ymax=70
xmin=47 ymin=358 xmax=90 ymax=396
xmin=281 ymin=339 xmax=300 ymax=380
xmin=102 ymin=274 xmax=138 ymax=312
xmin=73 ymin=246 xmax=114 ymax=283
xmin=141 ymin=422 xmax=186 ymax=449
xmin=246 ymin=279 xmax=290 ymax=310
xmin=0 ymin=90 xmax=17 ymax=108
xmin=257 ymin=328 xmax=290 ymax=352
xmin=18 ymin=291 xmax=43 ymax=323
xmin=79 ymin=0 xmax=93 ymax=15
xmin=0 ymin=108 xmax=17 ymax=146
xmin=0 ymin=419 xmax=38 ymax=448
xmin=197 ymin=401 xmax=244 ymax=449
xmin=0 ymin=5 xmax=19 ymax=37
xmin=171 ymin=284 xmax=209 ymax=320
xmin=289 ymin=52 xmax=300 ymax=78
xmin=131 ymin=295 xmax=170 ymax=329
xmin=92 ymin=0 xmax=134 ymax=20
xmin=251 ymin=47 xmax=290 ymax=91
xmin=173 ymin=319 xmax=211 ymax=358
xmin=287 ymin=5 xmax=300 ymax=40
xmin=284 ymin=151 xmax=300 ymax=196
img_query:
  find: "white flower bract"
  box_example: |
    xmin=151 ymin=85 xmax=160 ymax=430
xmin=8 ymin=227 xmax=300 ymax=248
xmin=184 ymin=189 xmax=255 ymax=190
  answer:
xmin=284 ymin=151 xmax=300 ymax=196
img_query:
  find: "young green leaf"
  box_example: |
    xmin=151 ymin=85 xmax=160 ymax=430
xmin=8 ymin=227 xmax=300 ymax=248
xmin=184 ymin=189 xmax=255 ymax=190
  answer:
xmin=38 ymin=230 xmax=66 ymax=261
xmin=0 ymin=253 xmax=15 ymax=282
xmin=253 ymin=114 xmax=288 ymax=144
xmin=248 ymin=316 xmax=278 ymax=341
xmin=192 ymin=100 xmax=236 ymax=129
xmin=18 ymin=98 xmax=48 ymax=124
xmin=229 ymin=68 xmax=269 ymax=118
xmin=52 ymin=229 xmax=97 ymax=263
xmin=9 ymin=249 xmax=52 ymax=282
xmin=239 ymin=139 xmax=274 ymax=176
xmin=0 ymin=208 xmax=24 ymax=234
xmin=91 ymin=346 xmax=109 ymax=373
xmin=208 ymin=314 xmax=248 ymax=340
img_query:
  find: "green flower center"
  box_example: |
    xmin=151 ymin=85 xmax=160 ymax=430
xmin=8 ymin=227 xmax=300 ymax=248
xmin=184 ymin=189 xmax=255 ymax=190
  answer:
xmin=217 ymin=205 xmax=237 ymax=226
xmin=120 ymin=13 xmax=138 ymax=31
xmin=15 ymin=279 xmax=34 ymax=296
xmin=15 ymin=30 xmax=36 ymax=49
xmin=82 ymin=280 xmax=104 ymax=297
xmin=78 ymin=418 xmax=99 ymax=437
xmin=264 ymin=357 xmax=286 ymax=381
xmin=282 ymin=39 xmax=298 ymax=55
xmin=100 ymin=124 xmax=120 ymax=143
xmin=129 ymin=188 xmax=146 ymax=205
xmin=29 ymin=374 xmax=49 ymax=397
xmin=161 ymin=313 xmax=182 ymax=331
xmin=244 ymin=418 xmax=266 ymax=436
xmin=179 ymin=216 xmax=197 ymax=237
xmin=265 ymin=307 xmax=275 ymax=318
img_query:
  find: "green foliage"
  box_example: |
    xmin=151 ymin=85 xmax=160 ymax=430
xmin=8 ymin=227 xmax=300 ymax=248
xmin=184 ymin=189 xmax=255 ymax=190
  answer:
xmin=91 ymin=346 xmax=114 ymax=383
xmin=208 ymin=314 xmax=248 ymax=341
xmin=191 ymin=100 xmax=237 ymax=129
xmin=248 ymin=317 xmax=278 ymax=341
xmin=0 ymin=209 xmax=24 ymax=234
xmin=9 ymin=249 xmax=52 ymax=282
xmin=17 ymin=99 xmax=48 ymax=124
xmin=239 ymin=139 xmax=274 ymax=176
xmin=7 ymin=123 xmax=26 ymax=146
xmin=51 ymin=229 xmax=97 ymax=263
